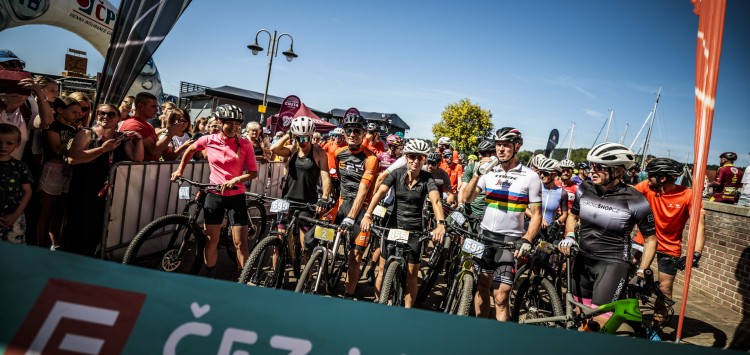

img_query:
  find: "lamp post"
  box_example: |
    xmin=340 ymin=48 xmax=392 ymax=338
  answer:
xmin=247 ymin=29 xmax=298 ymax=126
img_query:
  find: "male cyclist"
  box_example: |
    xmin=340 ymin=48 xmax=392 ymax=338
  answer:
xmin=334 ymin=114 xmax=380 ymax=299
xmin=709 ymin=151 xmax=743 ymax=204
xmin=558 ymin=142 xmax=657 ymax=331
xmin=363 ymin=123 xmax=386 ymax=156
xmin=441 ymin=148 xmax=464 ymax=196
xmin=424 ymin=152 xmax=455 ymax=205
xmin=458 ymin=140 xmax=495 ymax=217
xmin=632 ymin=157 xmax=704 ymax=339
xmin=322 ymin=127 xmax=346 ymax=199
xmin=464 ymin=127 xmax=542 ymax=321
xmin=559 ymin=159 xmax=578 ymax=211
xmin=270 ymin=116 xmax=332 ymax=254
xmin=573 ymin=162 xmax=590 ymax=185
xmin=437 ymin=136 xmax=459 ymax=166
xmin=171 ymin=105 xmax=258 ymax=277
xmin=377 ymin=134 xmax=403 ymax=172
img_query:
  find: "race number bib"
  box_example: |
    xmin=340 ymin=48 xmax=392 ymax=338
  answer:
xmin=270 ymin=199 xmax=291 ymax=213
xmin=373 ymin=205 xmax=388 ymax=218
xmin=178 ymin=186 xmax=191 ymax=200
xmin=314 ymin=226 xmax=336 ymax=242
xmin=386 ymin=229 xmax=410 ymax=243
xmin=450 ymin=211 xmax=466 ymax=226
xmin=462 ymin=238 xmax=485 ymax=257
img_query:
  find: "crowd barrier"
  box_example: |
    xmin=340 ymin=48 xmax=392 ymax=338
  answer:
xmin=99 ymin=161 xmax=287 ymax=260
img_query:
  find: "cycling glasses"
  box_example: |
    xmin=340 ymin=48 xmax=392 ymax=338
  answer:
xmin=540 ymin=171 xmax=554 ymax=177
xmin=561 ymin=168 xmax=573 ymax=174
xmin=296 ymin=136 xmax=311 ymax=143
xmin=426 ymin=160 xmax=440 ymax=166
xmin=588 ymin=162 xmax=613 ymax=172
xmin=97 ymin=111 xmax=117 ymax=118
xmin=345 ymin=128 xmax=363 ymax=136
xmin=406 ymin=154 xmax=425 ymax=161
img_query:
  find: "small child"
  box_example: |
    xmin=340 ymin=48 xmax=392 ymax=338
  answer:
xmin=0 ymin=123 xmax=33 ymax=244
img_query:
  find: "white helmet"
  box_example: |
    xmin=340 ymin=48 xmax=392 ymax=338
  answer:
xmin=437 ymin=137 xmax=451 ymax=146
xmin=587 ymin=142 xmax=635 ymax=169
xmin=332 ymin=127 xmax=345 ymax=135
xmin=529 ymin=154 xmax=546 ymax=169
xmin=402 ymin=139 xmax=432 ymax=156
xmin=560 ymin=159 xmax=575 ymax=169
xmin=537 ymin=158 xmax=561 ymax=173
xmin=290 ymin=116 xmax=316 ymax=136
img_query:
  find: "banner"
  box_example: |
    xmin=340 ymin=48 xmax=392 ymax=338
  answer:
xmin=343 ymin=107 xmax=361 ymax=120
xmin=0 ymin=244 xmax=717 ymax=355
xmin=271 ymin=95 xmax=301 ymax=134
xmin=96 ymin=0 xmax=191 ymax=107
xmin=544 ymin=129 xmax=559 ymax=158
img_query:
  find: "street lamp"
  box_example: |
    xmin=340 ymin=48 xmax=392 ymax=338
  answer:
xmin=247 ymin=29 xmax=298 ymax=125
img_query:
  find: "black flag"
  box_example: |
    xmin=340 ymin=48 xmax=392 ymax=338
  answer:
xmin=544 ymin=129 xmax=559 ymax=157
xmin=96 ymin=0 xmax=191 ymax=106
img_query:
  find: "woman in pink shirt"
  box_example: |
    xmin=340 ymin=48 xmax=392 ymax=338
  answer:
xmin=171 ymin=104 xmax=258 ymax=278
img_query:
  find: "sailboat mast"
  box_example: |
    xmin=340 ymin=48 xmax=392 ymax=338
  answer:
xmin=619 ymin=123 xmax=630 ymax=145
xmin=640 ymin=88 xmax=661 ymax=170
xmin=566 ymin=122 xmax=575 ymax=160
xmin=604 ymin=110 xmax=614 ymax=143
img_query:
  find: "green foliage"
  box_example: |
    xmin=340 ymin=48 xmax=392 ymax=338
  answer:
xmin=517 ymin=150 xmax=534 ymax=165
xmin=432 ymin=98 xmax=493 ymax=153
xmin=540 ymin=148 xmax=591 ymax=163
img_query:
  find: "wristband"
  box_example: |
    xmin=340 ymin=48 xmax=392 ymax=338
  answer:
xmin=364 ymin=213 xmax=372 ymax=218
xmin=566 ymin=232 xmax=576 ymax=238
xmin=636 ymin=269 xmax=645 ymax=275
xmin=437 ymin=220 xmax=446 ymax=225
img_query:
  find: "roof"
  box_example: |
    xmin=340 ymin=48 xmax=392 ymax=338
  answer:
xmin=329 ymin=109 xmax=410 ymax=130
xmin=181 ymin=85 xmax=330 ymax=118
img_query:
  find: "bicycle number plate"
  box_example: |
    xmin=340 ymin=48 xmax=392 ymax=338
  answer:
xmin=373 ymin=205 xmax=388 ymax=218
xmin=450 ymin=211 xmax=466 ymax=226
xmin=178 ymin=186 xmax=191 ymax=200
xmin=462 ymin=238 xmax=485 ymax=257
xmin=314 ymin=226 xmax=336 ymax=242
xmin=270 ymin=199 xmax=290 ymax=213
xmin=386 ymin=229 xmax=410 ymax=243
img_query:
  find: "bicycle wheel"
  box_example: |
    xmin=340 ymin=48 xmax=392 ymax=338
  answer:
xmin=123 ymin=214 xmax=204 ymax=275
xmin=444 ymin=272 xmax=474 ymax=315
xmin=416 ymin=240 xmax=447 ymax=305
xmin=238 ymin=236 xmax=284 ymax=288
xmin=379 ymin=261 xmax=404 ymax=306
xmin=295 ymin=249 xmax=326 ymax=294
xmin=512 ymin=276 xmax=564 ymax=326
xmin=327 ymin=233 xmax=348 ymax=294
xmin=246 ymin=199 xmax=267 ymax=242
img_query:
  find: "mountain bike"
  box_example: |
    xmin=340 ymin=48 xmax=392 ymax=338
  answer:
xmin=237 ymin=198 xmax=315 ymax=289
xmin=373 ymin=225 xmax=431 ymax=307
xmin=294 ymin=216 xmax=348 ymax=295
xmin=122 ymin=177 xmax=267 ymax=278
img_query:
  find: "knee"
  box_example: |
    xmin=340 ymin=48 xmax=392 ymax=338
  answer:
xmin=493 ymin=287 xmax=511 ymax=304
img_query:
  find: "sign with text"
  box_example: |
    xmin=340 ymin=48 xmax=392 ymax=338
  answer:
xmin=275 ymin=95 xmax=301 ymax=134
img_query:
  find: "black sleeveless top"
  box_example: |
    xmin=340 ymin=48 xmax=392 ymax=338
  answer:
xmin=282 ymin=148 xmax=321 ymax=203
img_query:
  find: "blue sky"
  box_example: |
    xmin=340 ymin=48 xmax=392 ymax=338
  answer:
xmin=2 ymin=0 xmax=748 ymax=166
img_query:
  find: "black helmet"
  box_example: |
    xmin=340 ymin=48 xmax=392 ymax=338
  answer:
xmin=720 ymin=152 xmax=737 ymax=161
xmin=477 ymin=140 xmax=495 ymax=153
xmin=646 ymin=158 xmax=681 ymax=177
xmin=578 ymin=162 xmax=589 ymax=170
xmin=427 ymin=152 xmax=443 ymax=163
xmin=213 ymin=104 xmax=244 ymax=122
xmin=493 ymin=127 xmax=523 ymax=144
xmin=342 ymin=114 xmax=365 ymax=129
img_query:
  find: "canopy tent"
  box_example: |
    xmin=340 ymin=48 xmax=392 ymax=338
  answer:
xmin=266 ymin=102 xmax=337 ymax=134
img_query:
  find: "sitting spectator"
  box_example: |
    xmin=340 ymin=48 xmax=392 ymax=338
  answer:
xmin=62 ymin=103 xmax=143 ymax=256
xmin=0 ymin=123 xmax=33 ymax=244
xmin=119 ymin=92 xmax=184 ymax=161
xmin=161 ymin=108 xmax=193 ymax=161
xmin=710 ymin=152 xmax=743 ymax=204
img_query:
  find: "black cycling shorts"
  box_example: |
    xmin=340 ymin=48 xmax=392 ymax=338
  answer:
xmin=383 ymin=223 xmax=424 ymax=265
xmin=334 ymin=199 xmax=369 ymax=251
xmin=656 ymin=253 xmax=679 ymax=276
xmin=203 ymin=193 xmax=248 ymax=226
xmin=571 ymin=256 xmax=630 ymax=306
xmin=477 ymin=230 xmax=516 ymax=286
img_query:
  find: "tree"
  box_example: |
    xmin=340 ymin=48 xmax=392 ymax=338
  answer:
xmin=517 ymin=150 xmax=534 ymax=165
xmin=432 ymin=99 xmax=493 ymax=153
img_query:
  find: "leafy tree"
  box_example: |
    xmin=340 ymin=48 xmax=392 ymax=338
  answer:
xmin=517 ymin=150 xmax=534 ymax=165
xmin=432 ymin=99 xmax=493 ymax=153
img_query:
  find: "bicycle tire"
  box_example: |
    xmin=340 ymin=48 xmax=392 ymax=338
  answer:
xmin=327 ymin=233 xmax=348 ymax=294
xmin=295 ymin=249 xmax=326 ymax=294
xmin=512 ymin=276 xmax=564 ymax=326
xmin=454 ymin=272 xmax=475 ymax=316
xmin=122 ymin=214 xmax=204 ymax=275
xmin=416 ymin=240 xmax=447 ymax=305
xmin=379 ymin=261 xmax=403 ymax=306
xmin=238 ymin=236 xmax=284 ymax=288
xmin=246 ymin=199 xmax=268 ymax=243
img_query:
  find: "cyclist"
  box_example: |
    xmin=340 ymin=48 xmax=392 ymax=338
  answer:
xmin=424 ymin=152 xmax=455 ymax=205
xmin=559 ymin=159 xmax=578 ymax=210
xmin=322 ymin=127 xmax=346 ymax=198
xmin=360 ymin=139 xmax=446 ymax=307
xmin=557 ymin=142 xmax=657 ymax=330
xmin=377 ymin=134 xmax=403 ymax=172
xmin=270 ymin=116 xmax=332 ymax=253
xmin=531 ymin=158 xmax=568 ymax=240
xmin=171 ymin=104 xmax=258 ymax=277
xmin=573 ymin=162 xmax=590 ymax=184
xmin=632 ymin=157 xmax=704 ymax=339
xmin=463 ymin=127 xmax=542 ymax=321
xmin=334 ymin=114 xmax=380 ymax=299
xmin=709 ymin=152 xmax=743 ymax=204
xmin=528 ymin=154 xmax=546 ymax=172
xmin=458 ymin=140 xmax=495 ymax=218
xmin=441 ymin=148 xmax=464 ymax=196
xmin=437 ymin=136 xmax=459 ymax=166
xmin=363 ymin=123 xmax=386 ymax=156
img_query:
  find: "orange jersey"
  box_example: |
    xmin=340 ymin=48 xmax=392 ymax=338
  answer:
xmin=334 ymin=145 xmax=380 ymax=203
xmin=363 ymin=137 xmax=386 ymax=156
xmin=441 ymin=162 xmax=463 ymax=194
xmin=323 ymin=140 xmax=346 ymax=178
xmin=633 ymin=181 xmax=695 ymax=257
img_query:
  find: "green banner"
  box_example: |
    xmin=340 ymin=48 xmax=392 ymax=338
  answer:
xmin=0 ymin=244 xmax=727 ymax=354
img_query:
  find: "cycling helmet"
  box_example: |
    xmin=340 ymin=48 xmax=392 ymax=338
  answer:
xmin=720 ymin=152 xmax=737 ymax=161
xmin=646 ymin=158 xmax=682 ymax=177
xmin=587 ymin=142 xmax=635 ymax=169
xmin=402 ymin=139 xmax=431 ymax=156
xmin=332 ymin=127 xmax=345 ymax=136
xmin=395 ymin=131 xmax=404 ymax=139
xmin=529 ymin=154 xmax=546 ymax=169
xmin=367 ymin=122 xmax=378 ymax=132
xmin=290 ymin=116 xmax=316 ymax=136
xmin=578 ymin=162 xmax=589 ymax=170
xmin=437 ymin=137 xmax=452 ymax=146
xmin=537 ymin=158 xmax=560 ymax=173
xmin=477 ymin=140 xmax=495 ymax=153
xmin=442 ymin=149 xmax=453 ymax=159
xmin=0 ymin=49 xmax=25 ymax=68
xmin=560 ymin=159 xmax=575 ymax=169
xmin=493 ymin=127 xmax=523 ymax=144
xmin=386 ymin=134 xmax=402 ymax=146
xmin=342 ymin=114 xmax=365 ymax=129
xmin=427 ymin=152 xmax=443 ymax=163
xmin=213 ymin=104 xmax=244 ymax=122
xmin=468 ymin=154 xmax=478 ymax=161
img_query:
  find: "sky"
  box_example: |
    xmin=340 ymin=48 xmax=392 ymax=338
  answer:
xmin=1 ymin=0 xmax=749 ymax=166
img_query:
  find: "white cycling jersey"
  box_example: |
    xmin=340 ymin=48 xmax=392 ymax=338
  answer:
xmin=477 ymin=163 xmax=542 ymax=237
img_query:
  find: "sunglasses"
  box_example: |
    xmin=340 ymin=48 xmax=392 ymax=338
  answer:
xmin=97 ymin=111 xmax=117 ymax=118
xmin=330 ymin=134 xmax=341 ymax=139
xmin=588 ymin=162 xmax=612 ymax=172
xmin=406 ymin=154 xmax=425 ymax=161
xmin=561 ymin=168 xmax=573 ymax=173
xmin=296 ymin=136 xmax=311 ymax=143
xmin=426 ymin=160 xmax=439 ymax=166
xmin=540 ymin=171 xmax=554 ymax=177
xmin=345 ymin=128 xmax=363 ymax=136
xmin=80 ymin=106 xmax=90 ymax=112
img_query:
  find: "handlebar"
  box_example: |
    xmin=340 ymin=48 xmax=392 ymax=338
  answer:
xmin=298 ymin=216 xmax=340 ymax=230
xmin=174 ymin=177 xmax=233 ymax=192
xmin=371 ymin=225 xmax=432 ymax=243
xmin=446 ymin=224 xmax=516 ymax=250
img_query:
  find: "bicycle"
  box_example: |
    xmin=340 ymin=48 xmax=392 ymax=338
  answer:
xmin=122 ymin=177 xmax=267 ymax=277
xmin=373 ymin=225 xmax=431 ymax=307
xmin=294 ymin=216 xmax=349 ymax=295
xmin=237 ymin=198 xmax=315 ymax=289
xmin=440 ymin=211 xmax=517 ymax=316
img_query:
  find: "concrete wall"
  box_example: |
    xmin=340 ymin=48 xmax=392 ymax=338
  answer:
xmin=674 ymin=201 xmax=750 ymax=314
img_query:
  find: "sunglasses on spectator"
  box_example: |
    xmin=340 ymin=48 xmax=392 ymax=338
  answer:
xmin=296 ymin=136 xmax=311 ymax=143
xmin=97 ymin=111 xmax=117 ymax=118
xmin=406 ymin=154 xmax=425 ymax=161
xmin=345 ymin=128 xmax=363 ymax=136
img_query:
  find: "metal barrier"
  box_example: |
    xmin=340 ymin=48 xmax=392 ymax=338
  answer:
xmin=100 ymin=160 xmax=287 ymax=260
